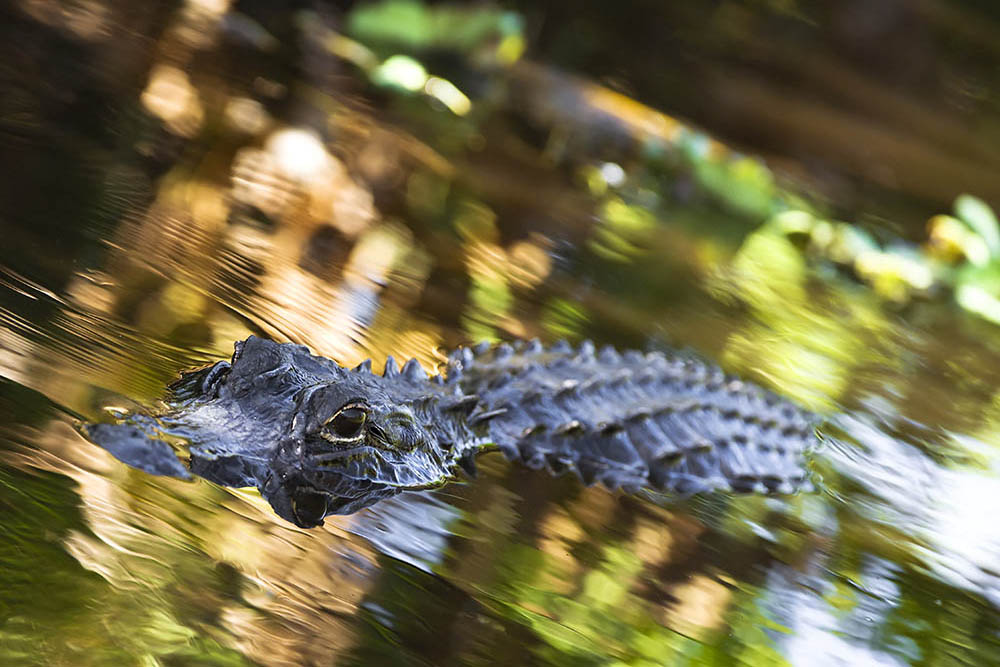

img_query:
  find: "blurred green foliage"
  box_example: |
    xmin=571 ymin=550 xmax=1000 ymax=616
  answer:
xmin=347 ymin=0 xmax=523 ymax=56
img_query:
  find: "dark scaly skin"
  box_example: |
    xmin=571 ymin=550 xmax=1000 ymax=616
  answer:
xmin=81 ymin=336 xmax=820 ymax=528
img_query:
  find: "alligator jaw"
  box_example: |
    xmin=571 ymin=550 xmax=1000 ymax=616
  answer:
xmin=260 ymin=437 xmax=423 ymax=527
xmin=259 ymin=466 xmax=401 ymax=527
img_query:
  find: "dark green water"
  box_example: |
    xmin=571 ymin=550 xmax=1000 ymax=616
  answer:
xmin=5 ymin=2 xmax=1000 ymax=665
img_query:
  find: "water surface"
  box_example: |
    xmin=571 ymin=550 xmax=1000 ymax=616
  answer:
xmin=5 ymin=2 xmax=1000 ymax=665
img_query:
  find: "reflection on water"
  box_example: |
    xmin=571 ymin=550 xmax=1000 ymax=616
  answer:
xmin=6 ymin=0 xmax=1000 ymax=665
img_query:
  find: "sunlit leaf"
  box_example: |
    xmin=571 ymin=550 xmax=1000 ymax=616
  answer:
xmin=927 ymin=214 xmax=990 ymax=267
xmin=372 ymin=54 xmax=427 ymax=92
xmin=347 ymin=0 xmax=522 ymax=56
xmin=955 ymin=194 xmax=1000 ymax=258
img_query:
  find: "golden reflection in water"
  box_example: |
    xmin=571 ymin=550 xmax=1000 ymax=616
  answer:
xmin=61 ymin=103 xmax=449 ymax=367
xmin=132 ymin=0 xmax=234 ymax=144
xmin=0 ymin=305 xmax=36 ymax=389
xmin=0 ymin=17 xmax=500 ymax=411
xmin=266 ymin=129 xmax=338 ymax=188
xmin=4 ymin=419 xmax=377 ymax=666
xmin=141 ymin=65 xmax=205 ymax=138
xmin=633 ymin=515 xmax=678 ymax=566
xmin=448 ymin=475 xmax=752 ymax=662
xmin=18 ymin=0 xmax=112 ymax=41
xmin=171 ymin=0 xmax=231 ymax=51
xmin=454 ymin=202 xmax=553 ymax=341
xmin=507 ymin=236 xmax=554 ymax=289
xmin=662 ymin=574 xmax=732 ymax=640
xmin=224 ymin=96 xmax=271 ymax=135
xmin=536 ymin=509 xmax=585 ymax=596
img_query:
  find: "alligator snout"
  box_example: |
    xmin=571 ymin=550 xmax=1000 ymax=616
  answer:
xmin=260 ymin=443 xmax=405 ymax=526
xmin=260 ymin=468 xmax=332 ymax=527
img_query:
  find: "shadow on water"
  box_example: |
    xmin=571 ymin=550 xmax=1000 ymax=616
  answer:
xmin=6 ymin=1 xmax=1000 ymax=665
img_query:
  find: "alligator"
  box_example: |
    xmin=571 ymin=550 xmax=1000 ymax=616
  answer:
xmin=80 ymin=336 xmax=820 ymax=528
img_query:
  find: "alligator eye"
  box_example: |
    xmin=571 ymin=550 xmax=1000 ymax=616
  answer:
xmin=326 ymin=406 xmax=367 ymax=439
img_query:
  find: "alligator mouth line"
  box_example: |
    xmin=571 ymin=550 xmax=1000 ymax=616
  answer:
xmin=297 ymin=481 xmax=367 ymax=504
xmin=304 ymin=445 xmax=419 ymax=469
xmin=307 ymin=446 xmax=378 ymax=462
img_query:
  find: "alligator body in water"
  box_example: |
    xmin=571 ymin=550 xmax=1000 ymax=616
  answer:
xmin=81 ymin=336 xmax=819 ymax=527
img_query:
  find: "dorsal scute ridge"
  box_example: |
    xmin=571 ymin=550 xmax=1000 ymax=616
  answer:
xmin=523 ymin=361 xmax=543 ymax=375
xmin=442 ymin=394 xmax=479 ymax=416
xmin=428 ymin=337 xmax=816 ymax=497
xmin=402 ymin=357 xmax=428 ymax=381
xmin=597 ymin=344 xmax=620 ymax=364
xmin=445 ymin=339 xmax=687 ymax=376
xmin=622 ymin=349 xmax=645 ymax=364
xmin=550 ymin=340 xmax=572 ymax=354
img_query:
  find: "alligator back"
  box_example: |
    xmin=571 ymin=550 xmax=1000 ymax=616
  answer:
xmin=447 ymin=340 xmax=818 ymax=496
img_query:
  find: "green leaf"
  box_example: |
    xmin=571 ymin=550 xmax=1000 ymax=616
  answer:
xmin=955 ymin=194 xmax=1000 ymax=257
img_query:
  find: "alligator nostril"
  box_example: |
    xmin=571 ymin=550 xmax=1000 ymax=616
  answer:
xmin=291 ymin=487 xmax=330 ymax=528
xmin=200 ymin=361 xmax=231 ymax=395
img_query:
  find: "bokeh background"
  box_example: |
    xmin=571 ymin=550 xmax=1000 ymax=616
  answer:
xmin=5 ymin=1 xmax=1000 ymax=664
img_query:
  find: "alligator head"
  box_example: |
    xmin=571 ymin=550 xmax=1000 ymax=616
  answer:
xmin=255 ymin=368 xmax=456 ymax=527
xmin=85 ymin=336 xmax=458 ymax=528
